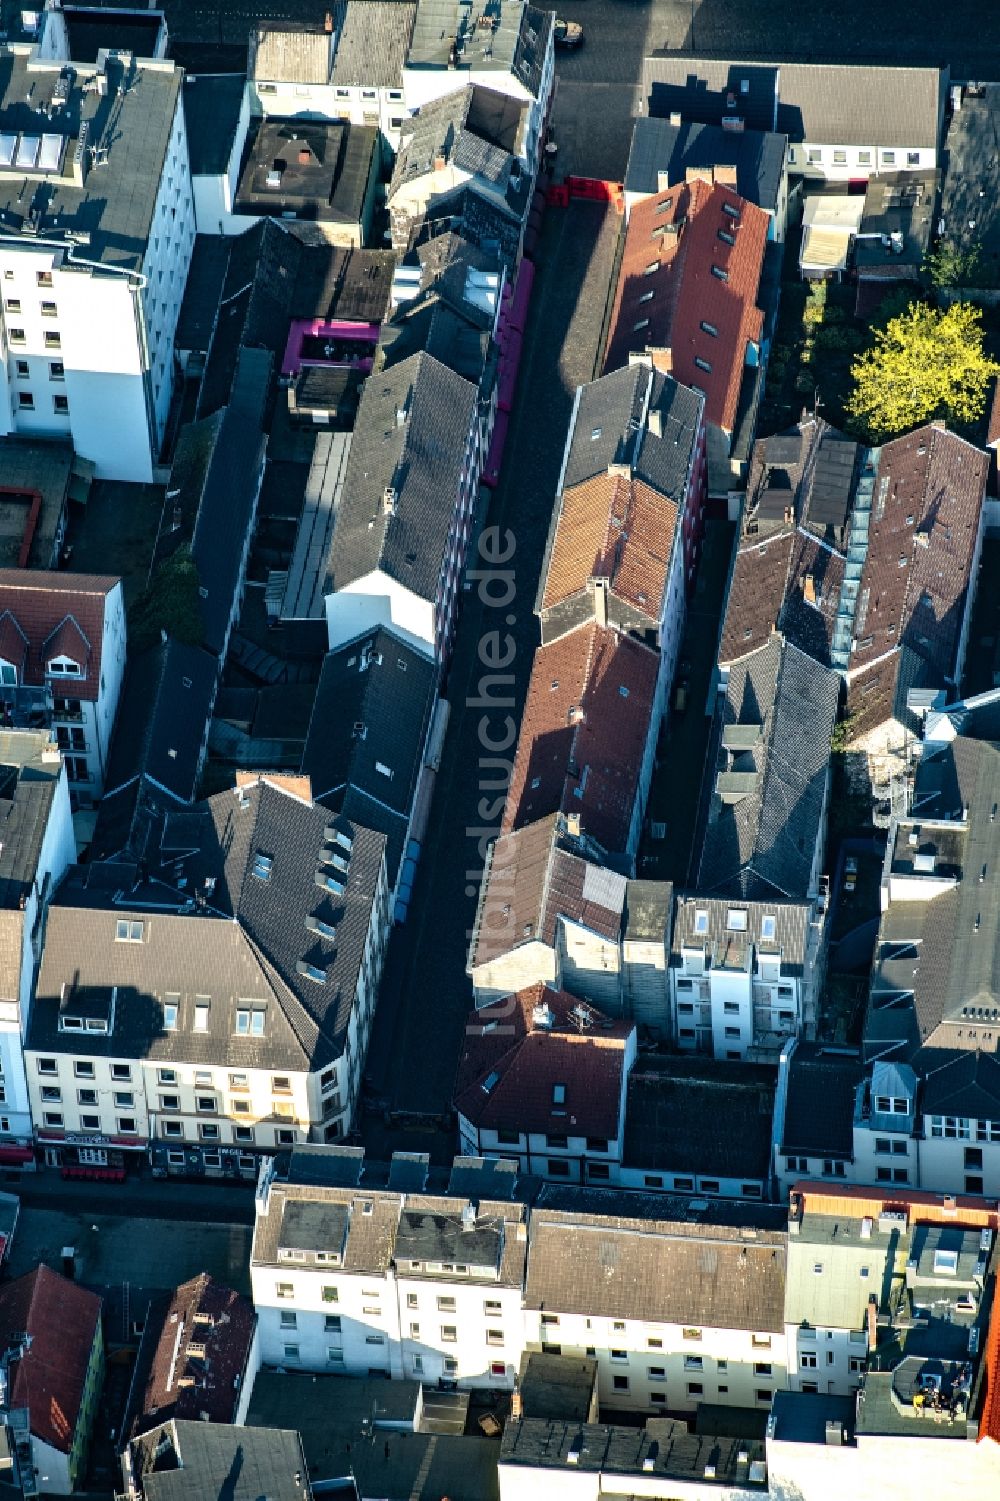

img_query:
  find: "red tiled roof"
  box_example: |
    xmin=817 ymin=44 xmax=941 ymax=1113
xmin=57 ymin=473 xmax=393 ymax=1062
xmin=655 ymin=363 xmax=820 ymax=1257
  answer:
xmin=471 ymin=816 xmax=625 ymax=970
xmin=454 ymin=982 xmax=633 ymax=1138
xmin=604 ymin=178 xmax=768 ymax=434
xmin=0 ymin=610 xmax=28 ymax=672
xmin=846 ymin=425 xmax=988 ymax=731
xmin=0 ymin=571 xmax=120 ymax=704
xmin=0 ymin=1264 xmax=102 ymax=1455
xmin=541 ymin=472 xmax=677 ymax=621
xmin=502 ymin=622 xmax=659 ymax=854
xmin=132 ymin=1273 xmax=256 ymax=1436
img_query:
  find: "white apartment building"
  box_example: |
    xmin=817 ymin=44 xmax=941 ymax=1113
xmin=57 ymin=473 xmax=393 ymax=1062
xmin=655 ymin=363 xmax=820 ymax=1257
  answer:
xmin=0 ymin=571 xmax=126 ymax=806
xmin=0 ymin=730 xmax=75 ymax=1167
xmin=24 ymin=778 xmax=390 ymax=1178
xmin=0 ymin=27 xmax=195 ymax=480
xmin=670 ymin=897 xmax=824 ymax=1062
xmin=251 ymin=1155 xmax=527 ymax=1388
xmin=523 ymin=1210 xmax=788 ymax=1416
xmin=248 ymin=7 xmax=416 ymax=151
xmin=404 ymin=0 xmax=555 ymax=169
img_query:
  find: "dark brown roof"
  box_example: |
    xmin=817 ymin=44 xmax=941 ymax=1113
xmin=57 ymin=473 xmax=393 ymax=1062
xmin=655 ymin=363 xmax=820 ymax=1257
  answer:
xmin=0 ymin=570 xmax=119 ymax=704
xmin=502 ymin=623 xmax=659 ymax=854
xmin=454 ymin=983 xmax=633 ymax=1139
xmin=604 ymin=177 xmax=768 ymax=433
xmin=719 ymin=533 xmax=793 ymax=666
xmin=846 ymin=425 xmax=988 ymax=734
xmin=541 ymin=472 xmax=677 ymax=622
xmin=524 ymin=1209 xmax=786 ymax=1331
xmin=132 ymin=1274 xmax=256 ymax=1436
xmin=470 ymin=817 xmax=626 ymax=971
xmin=0 ymin=1264 xmax=101 ymax=1455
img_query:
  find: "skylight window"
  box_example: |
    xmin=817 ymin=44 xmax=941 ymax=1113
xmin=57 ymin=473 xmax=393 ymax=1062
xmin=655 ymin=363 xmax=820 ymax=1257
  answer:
xmin=552 ymin=1083 xmax=566 ymax=1106
xmin=252 ymin=853 xmax=273 ymax=881
xmin=694 ymin=909 xmax=709 ymax=935
xmin=711 ymin=265 xmax=729 ymax=282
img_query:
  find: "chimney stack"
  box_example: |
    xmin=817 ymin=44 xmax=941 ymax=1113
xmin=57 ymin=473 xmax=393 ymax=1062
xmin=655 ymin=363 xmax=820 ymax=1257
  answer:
xmin=324 ymin=9 xmax=334 ymax=31
xmin=866 ymin=1293 xmax=878 ymax=1351
xmin=593 ymin=577 xmax=609 ymax=628
xmin=647 ymin=407 xmax=663 ymax=439
xmin=434 ymin=154 xmax=447 ymax=172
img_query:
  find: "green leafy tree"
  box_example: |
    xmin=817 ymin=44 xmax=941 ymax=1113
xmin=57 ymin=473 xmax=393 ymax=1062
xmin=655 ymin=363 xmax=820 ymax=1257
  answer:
xmin=846 ymin=301 xmax=999 ymax=442
xmin=925 ymin=238 xmax=982 ymax=289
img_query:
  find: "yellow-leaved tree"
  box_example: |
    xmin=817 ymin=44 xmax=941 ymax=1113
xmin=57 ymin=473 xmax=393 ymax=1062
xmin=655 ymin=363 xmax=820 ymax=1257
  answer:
xmin=846 ymin=300 xmax=999 ymax=443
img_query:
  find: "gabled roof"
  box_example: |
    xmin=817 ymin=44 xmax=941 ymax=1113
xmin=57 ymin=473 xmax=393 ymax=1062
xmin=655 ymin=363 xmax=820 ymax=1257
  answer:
xmin=502 ymin=622 xmax=659 ymax=855
xmin=0 ymin=1265 xmax=101 ymax=1455
xmin=33 ymin=779 xmax=387 ymax=1071
xmin=470 ymin=815 xmax=626 ymax=972
xmin=189 ymin=347 xmax=271 ymax=657
xmin=324 ymin=351 xmax=478 ymax=604
xmin=0 ymin=570 xmax=119 ymax=704
xmin=696 ymin=635 xmax=839 ymax=899
xmin=562 ymin=364 xmax=704 ymax=499
xmin=131 ymin=1274 xmax=256 ymax=1436
xmin=604 ymin=178 xmax=768 ymax=433
xmin=540 ymin=471 xmax=677 ymax=626
xmin=524 ymin=1208 xmax=787 ymax=1330
xmin=391 ymin=84 xmax=527 ymax=196
xmin=847 ymin=425 xmax=988 ymax=739
xmin=625 ymin=117 xmax=787 ymax=217
xmin=454 ymin=983 xmax=633 ymax=1138
xmin=301 ymin=627 xmax=438 ymax=878
xmin=641 ymin=53 xmax=946 ymax=151
xmin=921 ymin=1052 xmax=1000 ymax=1117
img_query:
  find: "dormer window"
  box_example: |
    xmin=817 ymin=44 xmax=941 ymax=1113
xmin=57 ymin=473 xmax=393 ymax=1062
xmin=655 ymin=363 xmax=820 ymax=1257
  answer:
xmin=46 ymin=656 xmax=81 ymax=676
xmin=116 ymin=919 xmax=144 ymax=943
xmin=0 ymin=660 xmax=17 ymax=687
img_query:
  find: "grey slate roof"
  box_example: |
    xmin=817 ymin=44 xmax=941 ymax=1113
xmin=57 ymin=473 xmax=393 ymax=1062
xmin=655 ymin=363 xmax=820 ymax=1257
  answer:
xmin=33 ymin=780 xmax=387 ymax=1072
xmin=562 ymin=363 xmax=705 ymax=500
xmin=779 ymin=1042 xmax=864 ymax=1159
xmin=189 ymin=346 xmax=271 ymax=657
xmin=301 ymin=625 xmax=438 ymax=878
xmin=921 ymin=1051 xmax=1000 ymax=1117
xmin=625 ymin=117 xmax=787 ymax=217
xmin=182 ymin=73 xmax=246 ymax=177
xmin=695 ymin=636 xmax=839 ymax=900
xmin=390 ymin=85 xmax=529 ymax=225
xmin=235 ymin=118 xmax=378 ymax=227
xmin=501 ymin=1418 xmax=764 ymax=1487
xmin=671 ymin=893 xmax=811 ymax=975
xmin=332 ymin=2 xmax=418 ymax=88
xmin=130 ymin=1419 xmax=311 ymax=1501
xmin=524 ymin=1209 xmax=787 ymax=1330
xmin=324 ymin=351 xmax=478 ymax=603
xmin=0 ymin=53 xmax=182 ymax=271
xmin=95 ymin=636 xmax=218 ymax=849
xmin=642 ymin=53 xmax=946 ymax=151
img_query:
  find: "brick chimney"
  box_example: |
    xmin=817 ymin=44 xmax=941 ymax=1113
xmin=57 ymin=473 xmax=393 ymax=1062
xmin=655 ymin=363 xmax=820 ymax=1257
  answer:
xmin=592 ymin=577 xmax=609 ymax=628
xmin=714 ymin=164 xmax=738 ymax=187
xmin=434 ymin=154 xmax=447 ymax=172
xmin=324 ymin=10 xmax=334 ymax=31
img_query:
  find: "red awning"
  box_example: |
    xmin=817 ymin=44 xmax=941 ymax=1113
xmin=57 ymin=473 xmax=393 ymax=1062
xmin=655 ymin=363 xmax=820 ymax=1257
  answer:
xmin=0 ymin=1145 xmax=34 ymax=1165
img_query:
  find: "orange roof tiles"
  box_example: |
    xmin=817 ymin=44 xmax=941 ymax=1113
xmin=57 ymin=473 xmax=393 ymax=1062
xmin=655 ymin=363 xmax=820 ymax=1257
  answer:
xmin=502 ymin=622 xmax=659 ymax=854
xmin=541 ymin=471 xmax=677 ymax=621
xmin=0 ymin=1264 xmax=102 ymax=1455
xmin=604 ymin=177 xmax=768 ymax=435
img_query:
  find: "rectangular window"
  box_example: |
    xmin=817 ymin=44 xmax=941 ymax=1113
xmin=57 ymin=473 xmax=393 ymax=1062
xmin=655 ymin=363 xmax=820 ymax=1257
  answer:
xmin=73 ymin=1061 xmax=94 ymax=1079
xmin=441 ymin=1325 xmax=457 ymax=1343
xmin=44 ymin=1111 xmax=63 ymax=1127
xmin=612 ymin=1374 xmax=629 ymax=1391
xmin=193 ymin=999 xmax=210 ymax=1032
xmin=833 ymin=149 xmax=847 ymax=164
xmin=43 ymin=332 xmax=60 ymax=349
xmin=437 ymin=1296 xmax=456 ymax=1312
xmin=687 ymin=1381 xmax=704 ymax=1396
xmin=162 ymin=1121 xmax=183 ymax=1138
xmin=17 ymin=391 xmax=33 ymax=409
xmin=39 ymin=301 xmax=57 ymax=317
xmin=322 ymin=1286 xmax=338 ymax=1303
xmin=118 ymin=1117 xmax=137 ymax=1134
xmin=199 ymin=1123 xmax=220 ymax=1140
xmin=280 ymin=1311 xmax=297 ymax=1329
xmin=77 ymin=1088 xmax=97 ymax=1106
